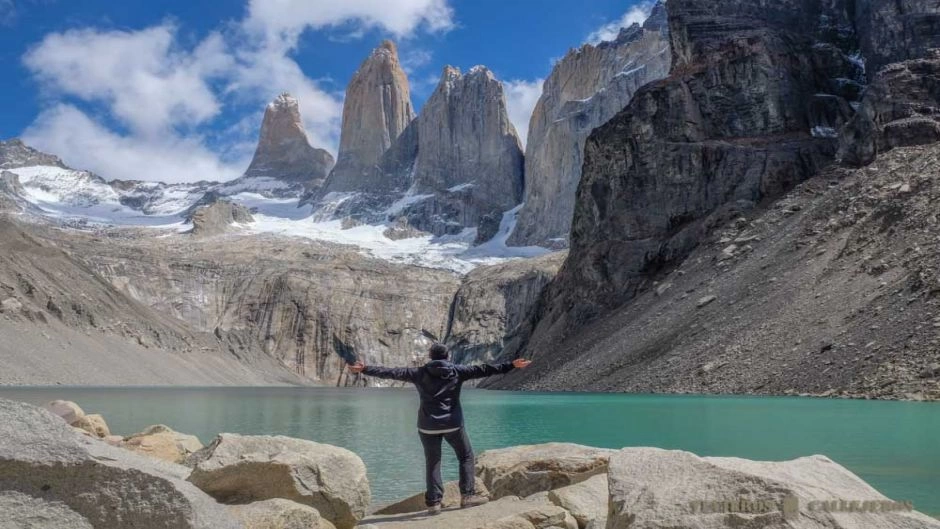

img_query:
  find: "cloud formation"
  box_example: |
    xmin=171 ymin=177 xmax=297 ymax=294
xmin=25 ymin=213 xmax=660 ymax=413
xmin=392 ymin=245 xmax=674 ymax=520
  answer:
xmin=503 ymin=78 xmax=544 ymax=147
xmin=21 ymin=0 xmax=455 ymax=183
xmin=586 ymin=2 xmax=652 ymax=44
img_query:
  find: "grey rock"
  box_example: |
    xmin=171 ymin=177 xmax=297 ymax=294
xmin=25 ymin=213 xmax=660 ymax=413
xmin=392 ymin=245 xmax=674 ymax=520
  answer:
xmin=123 ymin=424 xmax=204 ymax=464
xmin=227 ymin=498 xmax=336 ymax=529
xmin=447 ymin=252 xmax=565 ymax=365
xmin=188 ymin=199 xmax=255 ymax=236
xmin=43 ymin=400 xmax=84 ymax=425
xmin=70 ymin=413 xmax=110 ymax=438
xmin=606 ymin=447 xmax=940 ymax=528
xmin=325 ymin=40 xmax=415 ymax=193
xmin=0 ymin=490 xmax=93 ymax=529
xmin=243 ymin=93 xmax=334 ymax=188
xmin=856 ymin=0 xmax=940 ymax=72
xmin=481 ymin=505 xmax=578 ymax=529
xmin=475 ymin=443 xmax=615 ymax=500
xmin=0 ymin=138 xmax=67 ymax=170
xmin=840 ymin=52 xmax=940 ymax=167
xmin=0 ymin=297 xmax=23 ymax=314
xmin=696 ymin=295 xmax=717 ymax=308
xmin=0 ymin=398 xmax=240 ymax=529
xmin=509 ymin=4 xmax=671 ymax=247
xmin=395 ymin=66 xmax=524 ymax=238
xmin=546 ymin=473 xmax=608 ymax=529
xmin=187 ymin=433 xmax=370 ymax=529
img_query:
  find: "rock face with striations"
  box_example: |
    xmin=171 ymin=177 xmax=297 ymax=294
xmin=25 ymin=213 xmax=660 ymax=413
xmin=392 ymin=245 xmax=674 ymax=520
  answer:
xmin=243 ymin=93 xmax=334 ymax=188
xmin=392 ymin=66 xmax=525 ymax=240
xmin=508 ymin=1 xmax=671 ymax=247
xmin=325 ymin=40 xmax=415 ymax=193
xmin=856 ymin=0 xmax=940 ymax=72
xmin=187 ymin=199 xmax=255 ymax=237
xmin=518 ymin=0 xmax=866 ymax=350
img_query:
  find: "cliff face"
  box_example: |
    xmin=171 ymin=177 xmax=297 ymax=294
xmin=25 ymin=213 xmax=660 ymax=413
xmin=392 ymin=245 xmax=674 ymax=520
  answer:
xmin=393 ymin=66 xmax=525 ymax=239
xmin=445 ymin=252 xmax=565 ymax=365
xmin=856 ymin=0 xmax=940 ymax=72
xmin=243 ymin=93 xmax=334 ymax=188
xmin=508 ymin=1 xmax=671 ymax=247
xmin=325 ymin=40 xmax=416 ymax=193
xmin=488 ymin=0 xmax=940 ymax=400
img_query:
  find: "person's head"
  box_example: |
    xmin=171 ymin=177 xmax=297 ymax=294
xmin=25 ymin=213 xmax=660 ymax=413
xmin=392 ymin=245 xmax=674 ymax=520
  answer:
xmin=429 ymin=343 xmax=449 ymax=361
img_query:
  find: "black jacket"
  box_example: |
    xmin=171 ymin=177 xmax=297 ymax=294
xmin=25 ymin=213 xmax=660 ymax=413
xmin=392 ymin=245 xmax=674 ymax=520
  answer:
xmin=361 ymin=360 xmax=514 ymax=430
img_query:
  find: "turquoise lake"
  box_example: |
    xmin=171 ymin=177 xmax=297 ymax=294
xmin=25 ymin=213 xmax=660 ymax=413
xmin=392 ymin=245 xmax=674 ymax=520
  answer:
xmin=1 ymin=387 xmax=937 ymax=515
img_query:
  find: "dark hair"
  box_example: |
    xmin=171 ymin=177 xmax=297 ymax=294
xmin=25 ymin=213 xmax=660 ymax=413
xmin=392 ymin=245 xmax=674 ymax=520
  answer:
xmin=429 ymin=343 xmax=448 ymax=360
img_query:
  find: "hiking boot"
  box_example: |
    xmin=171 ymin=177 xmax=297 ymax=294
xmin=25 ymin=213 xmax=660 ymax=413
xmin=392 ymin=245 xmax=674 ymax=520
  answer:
xmin=426 ymin=504 xmax=442 ymax=516
xmin=460 ymin=494 xmax=489 ymax=508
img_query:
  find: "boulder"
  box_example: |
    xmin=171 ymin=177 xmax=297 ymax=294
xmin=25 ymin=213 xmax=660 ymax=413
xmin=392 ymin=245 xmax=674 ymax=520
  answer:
xmin=0 ymin=490 xmax=93 ymax=529
xmin=606 ymin=447 xmax=940 ymax=529
xmin=373 ymin=478 xmax=489 ymax=515
xmin=481 ymin=505 xmax=578 ymax=529
xmin=123 ymin=424 xmax=204 ymax=464
xmin=227 ymin=498 xmax=337 ymax=529
xmin=547 ymin=473 xmax=608 ymax=529
xmin=476 ymin=443 xmax=615 ymax=499
xmin=0 ymin=297 xmax=22 ymax=314
xmin=43 ymin=399 xmax=84 ymax=425
xmin=359 ymin=494 xmax=561 ymax=529
xmin=187 ymin=433 xmax=370 ymax=529
xmin=70 ymin=413 xmax=110 ymax=438
xmin=0 ymin=398 xmax=240 ymax=528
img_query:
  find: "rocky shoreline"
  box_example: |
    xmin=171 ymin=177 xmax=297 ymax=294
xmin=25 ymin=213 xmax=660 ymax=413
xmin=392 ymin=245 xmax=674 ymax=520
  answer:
xmin=2 ymin=398 xmax=938 ymax=528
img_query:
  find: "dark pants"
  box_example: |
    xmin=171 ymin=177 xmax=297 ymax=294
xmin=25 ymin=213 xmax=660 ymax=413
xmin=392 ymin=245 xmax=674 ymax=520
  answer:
xmin=418 ymin=428 xmax=475 ymax=506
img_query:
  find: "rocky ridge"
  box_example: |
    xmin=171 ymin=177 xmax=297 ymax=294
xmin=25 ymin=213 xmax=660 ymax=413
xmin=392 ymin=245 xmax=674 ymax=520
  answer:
xmin=6 ymin=399 xmax=938 ymax=529
xmin=508 ymin=1 xmax=672 ymax=247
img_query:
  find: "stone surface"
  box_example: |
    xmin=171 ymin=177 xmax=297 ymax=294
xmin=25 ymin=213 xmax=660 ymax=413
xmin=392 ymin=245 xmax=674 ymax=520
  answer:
xmin=227 ymin=498 xmax=337 ymax=529
xmin=326 ymin=40 xmax=415 ymax=193
xmin=243 ymin=93 xmax=334 ymax=188
xmin=188 ymin=199 xmax=255 ymax=236
xmin=70 ymin=413 xmax=110 ymax=438
xmin=373 ymin=478 xmax=489 ymax=515
xmin=361 ymin=494 xmax=559 ymax=529
xmin=481 ymin=505 xmax=578 ymax=529
xmin=509 ymin=2 xmax=671 ymax=247
xmin=606 ymin=447 xmax=940 ymax=529
xmin=840 ymin=52 xmax=940 ymax=167
xmin=0 ymin=398 xmax=240 ymax=528
xmin=43 ymin=400 xmax=84 ymax=425
xmin=123 ymin=424 xmax=204 ymax=464
xmin=0 ymin=138 xmax=66 ymax=169
xmin=547 ymin=473 xmax=607 ymax=529
xmin=393 ymin=66 xmax=523 ymax=238
xmin=0 ymin=490 xmax=94 ymax=529
xmin=475 ymin=443 xmax=615 ymax=500
xmin=187 ymin=433 xmax=370 ymax=529
xmin=447 ymin=252 xmax=565 ymax=365
xmin=856 ymin=0 xmax=940 ymax=72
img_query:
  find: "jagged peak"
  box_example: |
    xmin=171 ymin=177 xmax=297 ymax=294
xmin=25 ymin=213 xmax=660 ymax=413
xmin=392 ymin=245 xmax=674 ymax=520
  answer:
xmin=268 ymin=92 xmax=298 ymax=110
xmin=371 ymin=39 xmax=400 ymax=59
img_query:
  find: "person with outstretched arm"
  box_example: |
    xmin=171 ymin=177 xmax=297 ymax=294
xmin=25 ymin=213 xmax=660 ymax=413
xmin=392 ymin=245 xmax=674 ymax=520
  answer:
xmin=347 ymin=343 xmax=532 ymax=516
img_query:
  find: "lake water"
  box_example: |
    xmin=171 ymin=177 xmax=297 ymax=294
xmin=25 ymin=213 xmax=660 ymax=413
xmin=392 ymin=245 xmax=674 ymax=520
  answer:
xmin=1 ymin=387 xmax=938 ymax=515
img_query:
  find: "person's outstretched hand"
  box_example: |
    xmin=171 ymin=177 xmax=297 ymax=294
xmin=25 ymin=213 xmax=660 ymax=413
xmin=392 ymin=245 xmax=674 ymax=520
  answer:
xmin=512 ymin=359 xmax=532 ymax=369
xmin=348 ymin=361 xmax=365 ymax=374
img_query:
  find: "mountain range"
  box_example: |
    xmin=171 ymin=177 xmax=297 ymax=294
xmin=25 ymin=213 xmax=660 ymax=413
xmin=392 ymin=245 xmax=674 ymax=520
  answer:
xmin=2 ymin=0 xmax=939 ymax=400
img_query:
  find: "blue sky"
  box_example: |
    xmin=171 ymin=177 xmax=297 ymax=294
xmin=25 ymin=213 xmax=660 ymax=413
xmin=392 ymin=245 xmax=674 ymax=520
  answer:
xmin=0 ymin=0 xmax=652 ymax=183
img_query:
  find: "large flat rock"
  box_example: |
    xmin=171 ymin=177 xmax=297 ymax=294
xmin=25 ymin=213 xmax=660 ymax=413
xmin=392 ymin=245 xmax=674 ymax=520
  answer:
xmin=0 ymin=398 xmax=239 ymax=529
xmin=360 ymin=493 xmax=558 ymax=529
xmin=607 ymin=447 xmax=940 ymax=529
xmin=475 ymin=443 xmax=615 ymax=499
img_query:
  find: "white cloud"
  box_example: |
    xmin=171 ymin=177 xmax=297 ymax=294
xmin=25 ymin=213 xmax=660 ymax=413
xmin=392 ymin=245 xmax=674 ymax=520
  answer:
xmin=23 ymin=104 xmax=247 ymax=183
xmin=24 ymin=25 xmax=231 ymax=138
xmin=586 ymin=2 xmax=652 ymax=44
xmin=244 ymin=0 xmax=454 ymax=42
xmin=503 ymin=79 xmax=543 ymax=147
xmin=20 ymin=0 xmax=455 ymax=183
